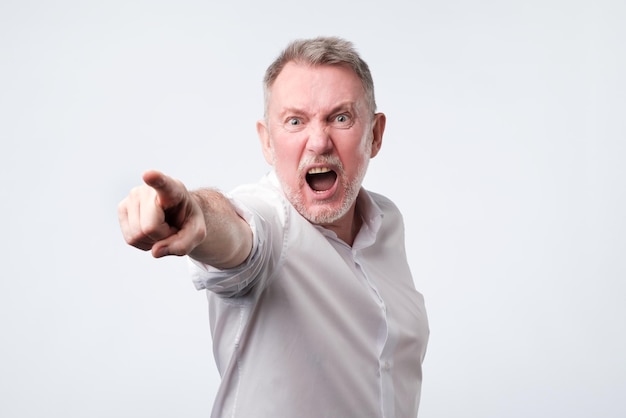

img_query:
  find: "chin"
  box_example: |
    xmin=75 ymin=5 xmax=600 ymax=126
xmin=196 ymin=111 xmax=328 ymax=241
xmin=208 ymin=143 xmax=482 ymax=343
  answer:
xmin=277 ymin=169 xmax=360 ymax=225
xmin=296 ymin=191 xmax=358 ymax=225
xmin=301 ymin=205 xmax=348 ymax=225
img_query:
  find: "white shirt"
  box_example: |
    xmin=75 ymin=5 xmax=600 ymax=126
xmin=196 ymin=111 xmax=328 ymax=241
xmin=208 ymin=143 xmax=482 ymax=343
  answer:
xmin=190 ymin=171 xmax=429 ymax=418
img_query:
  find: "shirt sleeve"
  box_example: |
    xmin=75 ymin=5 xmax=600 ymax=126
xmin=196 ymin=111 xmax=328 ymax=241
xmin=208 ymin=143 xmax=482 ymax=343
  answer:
xmin=188 ymin=185 xmax=287 ymax=298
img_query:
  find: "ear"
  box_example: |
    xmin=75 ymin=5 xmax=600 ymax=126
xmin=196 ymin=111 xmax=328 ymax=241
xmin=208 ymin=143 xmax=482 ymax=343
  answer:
xmin=257 ymin=120 xmax=274 ymax=165
xmin=369 ymin=112 xmax=386 ymax=158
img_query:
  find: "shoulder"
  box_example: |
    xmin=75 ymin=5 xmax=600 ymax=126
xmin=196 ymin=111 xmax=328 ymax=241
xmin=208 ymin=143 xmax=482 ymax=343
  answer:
xmin=229 ymin=171 xmax=282 ymax=201
xmin=227 ymin=171 xmax=290 ymax=228
xmin=229 ymin=171 xmax=286 ymax=206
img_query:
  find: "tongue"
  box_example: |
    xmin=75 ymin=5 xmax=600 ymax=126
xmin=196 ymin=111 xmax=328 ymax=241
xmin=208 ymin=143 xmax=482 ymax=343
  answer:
xmin=308 ymin=171 xmax=337 ymax=192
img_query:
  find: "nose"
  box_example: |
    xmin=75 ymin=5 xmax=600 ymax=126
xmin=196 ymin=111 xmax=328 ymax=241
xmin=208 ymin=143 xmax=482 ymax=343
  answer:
xmin=306 ymin=122 xmax=333 ymax=155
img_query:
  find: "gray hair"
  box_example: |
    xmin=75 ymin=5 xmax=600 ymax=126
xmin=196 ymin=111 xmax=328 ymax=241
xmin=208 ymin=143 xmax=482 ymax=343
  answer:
xmin=263 ymin=36 xmax=377 ymax=118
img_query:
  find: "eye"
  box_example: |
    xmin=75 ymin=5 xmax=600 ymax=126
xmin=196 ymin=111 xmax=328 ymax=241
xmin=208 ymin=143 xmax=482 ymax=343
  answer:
xmin=284 ymin=117 xmax=305 ymax=131
xmin=331 ymin=113 xmax=352 ymax=128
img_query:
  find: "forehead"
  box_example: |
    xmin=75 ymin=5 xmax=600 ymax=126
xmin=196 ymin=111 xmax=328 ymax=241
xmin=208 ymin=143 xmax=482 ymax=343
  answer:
xmin=268 ymin=62 xmax=366 ymax=112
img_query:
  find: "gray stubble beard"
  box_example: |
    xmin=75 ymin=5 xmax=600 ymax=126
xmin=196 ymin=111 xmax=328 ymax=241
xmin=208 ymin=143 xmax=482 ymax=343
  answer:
xmin=275 ymin=135 xmax=372 ymax=226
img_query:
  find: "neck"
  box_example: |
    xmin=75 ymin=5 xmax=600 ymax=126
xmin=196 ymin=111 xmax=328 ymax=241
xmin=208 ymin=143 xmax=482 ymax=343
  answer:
xmin=321 ymin=203 xmax=362 ymax=246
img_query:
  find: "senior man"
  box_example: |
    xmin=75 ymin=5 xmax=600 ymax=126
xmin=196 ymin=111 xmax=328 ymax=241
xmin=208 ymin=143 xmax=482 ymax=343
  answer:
xmin=118 ymin=36 xmax=429 ymax=418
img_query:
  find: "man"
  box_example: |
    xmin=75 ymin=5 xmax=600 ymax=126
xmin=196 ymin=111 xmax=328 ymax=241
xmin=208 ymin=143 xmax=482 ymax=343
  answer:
xmin=118 ymin=36 xmax=429 ymax=418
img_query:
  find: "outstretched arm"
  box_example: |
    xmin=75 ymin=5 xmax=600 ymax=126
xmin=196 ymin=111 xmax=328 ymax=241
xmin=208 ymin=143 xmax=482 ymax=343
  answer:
xmin=118 ymin=170 xmax=252 ymax=269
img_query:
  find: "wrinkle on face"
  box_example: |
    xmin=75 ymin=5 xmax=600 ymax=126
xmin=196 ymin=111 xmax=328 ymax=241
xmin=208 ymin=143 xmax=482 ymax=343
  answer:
xmin=259 ymin=62 xmax=379 ymax=234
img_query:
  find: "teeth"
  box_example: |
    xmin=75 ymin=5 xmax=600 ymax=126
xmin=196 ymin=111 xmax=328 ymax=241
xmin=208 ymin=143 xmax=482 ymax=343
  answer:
xmin=307 ymin=167 xmax=332 ymax=174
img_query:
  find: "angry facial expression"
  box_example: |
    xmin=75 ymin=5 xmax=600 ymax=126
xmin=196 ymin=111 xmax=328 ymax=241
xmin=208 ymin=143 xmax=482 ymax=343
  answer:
xmin=257 ymin=62 xmax=385 ymax=229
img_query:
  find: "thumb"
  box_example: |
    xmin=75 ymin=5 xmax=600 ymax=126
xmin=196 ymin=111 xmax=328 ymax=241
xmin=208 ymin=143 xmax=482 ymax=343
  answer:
xmin=142 ymin=170 xmax=186 ymax=210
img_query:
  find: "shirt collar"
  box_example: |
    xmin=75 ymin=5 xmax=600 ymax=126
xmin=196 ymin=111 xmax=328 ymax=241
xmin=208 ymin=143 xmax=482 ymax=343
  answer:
xmin=351 ymin=188 xmax=384 ymax=250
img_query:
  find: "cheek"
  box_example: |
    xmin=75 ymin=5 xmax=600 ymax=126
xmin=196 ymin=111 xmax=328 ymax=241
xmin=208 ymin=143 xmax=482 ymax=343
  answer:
xmin=272 ymin=136 xmax=303 ymax=166
xmin=271 ymin=144 xmax=302 ymax=186
xmin=273 ymin=146 xmax=294 ymax=169
xmin=343 ymin=154 xmax=366 ymax=175
xmin=338 ymin=136 xmax=371 ymax=170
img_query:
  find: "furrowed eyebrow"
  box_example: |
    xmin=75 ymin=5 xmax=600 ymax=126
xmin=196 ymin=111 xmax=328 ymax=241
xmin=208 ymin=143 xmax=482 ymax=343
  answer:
xmin=327 ymin=102 xmax=356 ymax=115
xmin=278 ymin=102 xmax=358 ymax=117
xmin=276 ymin=107 xmax=306 ymax=121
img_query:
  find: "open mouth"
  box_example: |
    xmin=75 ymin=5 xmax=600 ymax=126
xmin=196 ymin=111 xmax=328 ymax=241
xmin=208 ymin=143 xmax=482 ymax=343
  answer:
xmin=306 ymin=167 xmax=337 ymax=192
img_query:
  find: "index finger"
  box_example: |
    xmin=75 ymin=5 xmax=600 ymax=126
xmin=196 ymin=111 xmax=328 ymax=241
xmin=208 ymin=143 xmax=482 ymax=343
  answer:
xmin=142 ymin=170 xmax=185 ymax=210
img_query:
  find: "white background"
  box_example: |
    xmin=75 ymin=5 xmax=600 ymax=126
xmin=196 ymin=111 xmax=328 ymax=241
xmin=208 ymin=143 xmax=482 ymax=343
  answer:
xmin=1 ymin=0 xmax=624 ymax=417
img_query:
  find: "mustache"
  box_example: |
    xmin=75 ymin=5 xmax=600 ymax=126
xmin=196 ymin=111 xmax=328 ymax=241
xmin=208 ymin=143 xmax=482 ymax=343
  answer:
xmin=298 ymin=155 xmax=344 ymax=173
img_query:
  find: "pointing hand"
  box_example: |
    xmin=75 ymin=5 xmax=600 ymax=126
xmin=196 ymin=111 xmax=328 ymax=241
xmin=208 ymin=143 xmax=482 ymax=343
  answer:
xmin=118 ymin=170 xmax=207 ymax=258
